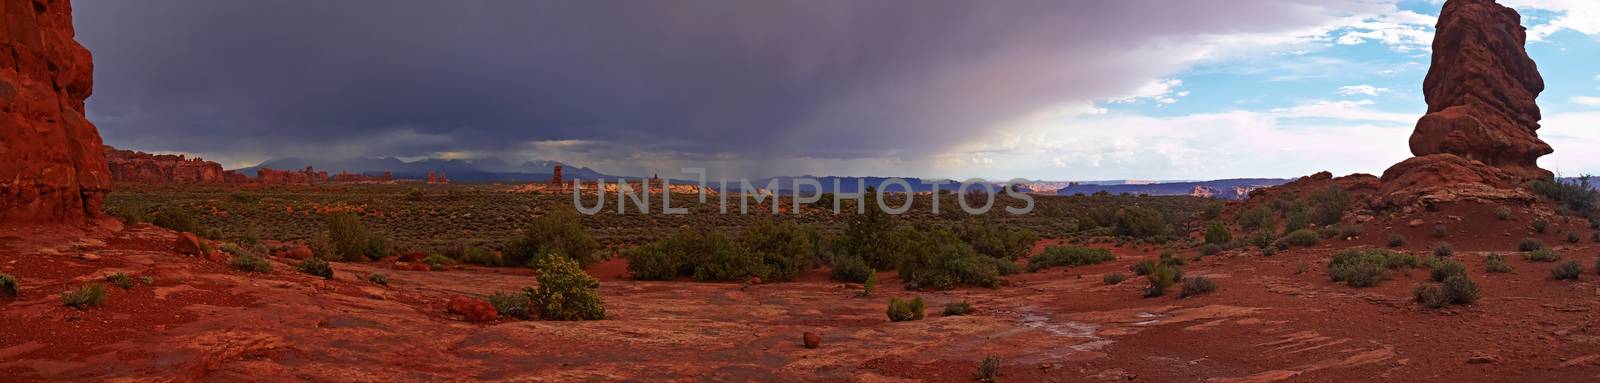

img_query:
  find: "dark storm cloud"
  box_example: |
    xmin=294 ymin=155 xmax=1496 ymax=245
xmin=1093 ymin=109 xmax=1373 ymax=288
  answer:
xmin=74 ymin=0 xmax=1383 ymax=169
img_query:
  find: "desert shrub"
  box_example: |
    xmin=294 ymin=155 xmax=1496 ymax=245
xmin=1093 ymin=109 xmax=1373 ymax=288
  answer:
xmin=622 ymin=242 xmax=678 ymax=281
xmin=830 ymin=253 xmax=875 ymax=283
xmin=109 ymin=203 xmax=150 ymax=225
xmin=1239 ymin=205 xmax=1277 ymax=232
xmin=1204 ymin=223 xmax=1232 ymax=245
xmin=886 ymin=296 xmax=926 ymax=322
xmin=139 ymin=275 xmax=153 ymax=285
xmin=985 ymin=257 xmax=1021 ymax=276
xmin=1433 ymin=242 xmax=1454 ymax=257
xmin=505 ymin=208 xmax=601 ymax=267
xmin=976 ymin=355 xmax=1000 ymax=382
xmin=1130 ymin=260 xmax=1155 ymax=276
xmin=1262 ymin=246 xmax=1277 ymax=256
xmin=367 ymin=272 xmax=388 ymax=286
xmin=298 ymin=258 xmax=334 ymax=280
xmin=61 ymin=283 xmax=107 ymax=310
xmin=895 ymin=226 xmax=999 ymax=290
xmin=1519 ymin=237 xmax=1543 ymax=252
xmin=1103 ymin=272 xmax=1127 ymax=285
xmin=1567 ymin=232 xmax=1581 ymax=243
xmin=460 ymin=247 xmax=499 ymax=266
xmin=424 ymin=253 xmax=455 ymax=269
xmin=1525 ymin=248 xmax=1561 ymax=262
xmin=106 ymin=272 xmax=135 ymax=290
xmin=958 ymin=220 xmax=1038 ymax=260
xmin=740 ymin=220 xmax=819 ymax=282
xmin=1028 ymin=246 xmax=1114 ymax=272
xmin=1143 ymin=262 xmax=1177 ymax=297
xmin=1387 ymin=233 xmax=1406 ymax=248
xmin=0 ymin=273 xmax=16 ymax=298
xmin=623 ymin=229 xmax=758 ymax=282
xmin=1283 ymin=212 xmax=1310 ymax=234
xmin=1198 ymin=243 xmax=1223 ymax=256
xmin=230 ymin=253 xmax=272 ymax=273
xmin=693 ymin=238 xmax=767 ymax=282
xmin=489 ymin=290 xmax=533 ymax=320
xmin=1413 ymin=285 xmax=1449 ymax=308
xmin=1307 ymin=186 xmax=1350 ymax=226
xmin=943 ymin=301 xmax=974 ymax=316
xmin=1114 ymin=206 xmax=1172 ymax=239
xmin=1532 ymin=218 xmax=1550 ymax=233
xmin=1338 ymin=225 xmax=1363 ymax=239
xmin=1428 ymin=257 xmax=1466 ymax=282
xmin=860 ymin=272 xmax=877 ymax=297
xmin=1180 ymin=276 xmax=1218 ymax=298
xmin=1328 ymin=249 xmax=1417 ymax=287
xmin=1485 ymin=254 xmax=1513 ymax=273
xmin=1433 ymin=225 xmax=1448 ymax=239
xmin=1553 ymin=260 xmax=1583 ymax=280
xmin=326 ymin=213 xmax=386 ymax=261
xmin=1159 ymin=251 xmax=1186 ymax=266
xmin=1203 ymin=203 xmax=1223 ymax=220
xmin=839 ymin=190 xmax=900 ymax=270
xmin=529 ymin=255 xmax=606 ymax=320
xmin=1442 ymin=275 xmax=1479 ymax=304
xmin=152 ymin=209 xmax=197 ymax=233
xmin=1494 ymin=207 xmax=1513 ymax=220
xmin=1280 ymin=229 xmax=1320 ymax=247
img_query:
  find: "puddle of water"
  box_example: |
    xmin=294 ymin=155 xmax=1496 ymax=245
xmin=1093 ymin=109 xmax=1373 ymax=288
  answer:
xmin=1015 ymin=308 xmax=1115 ymax=362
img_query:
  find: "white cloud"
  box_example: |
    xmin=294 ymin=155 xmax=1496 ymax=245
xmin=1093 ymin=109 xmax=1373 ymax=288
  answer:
xmin=1502 ymin=0 xmax=1600 ymax=41
xmin=1573 ymin=96 xmax=1600 ymax=106
xmin=1108 ymin=79 xmax=1186 ymax=105
xmin=1537 ymin=111 xmax=1600 ymax=175
xmin=1269 ymin=100 xmax=1416 ymax=123
xmin=1338 ymin=85 xmax=1392 ymax=96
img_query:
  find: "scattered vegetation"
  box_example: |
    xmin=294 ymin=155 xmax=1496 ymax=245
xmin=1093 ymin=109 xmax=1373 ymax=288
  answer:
xmin=459 ymin=247 xmax=500 ymax=266
xmin=1494 ymin=206 xmax=1513 ymax=220
xmin=1414 ymin=275 xmax=1479 ymax=308
xmin=489 ymin=290 xmax=533 ymax=320
xmin=1204 ymin=223 xmax=1232 ymax=245
xmin=1433 ymin=242 xmax=1454 ymax=257
xmin=367 ymin=272 xmax=389 ymax=286
xmin=1552 ymin=260 xmax=1583 ymax=280
xmin=895 ymin=225 xmax=1000 ymax=290
xmin=326 ymin=213 xmax=387 ymax=261
xmin=1028 ymin=246 xmax=1114 ymax=272
xmin=942 ymin=301 xmax=974 ymax=316
xmin=1279 ymin=229 xmax=1320 ymax=247
xmin=1519 ymin=237 xmax=1543 ymax=252
xmin=152 ymin=209 xmax=198 ymax=233
xmin=976 ymin=355 xmax=1000 ymax=382
xmin=231 ymin=253 xmax=272 ymax=273
xmin=505 ymin=207 xmax=601 ymax=267
xmin=1525 ymin=248 xmax=1561 ymax=262
xmin=1143 ymin=262 xmax=1178 ymax=297
xmin=1485 ymin=254 xmax=1514 ymax=273
xmin=60 ymin=283 xmax=107 ymax=310
xmin=1433 ymin=224 xmax=1448 ymax=239
xmin=1532 ymin=218 xmax=1550 ymax=233
xmin=1327 ymin=249 xmax=1419 ymax=288
xmin=424 ymin=253 xmax=455 ymax=270
xmin=1387 ymin=233 xmax=1406 ymax=248
xmin=0 ymin=273 xmax=17 ymax=298
xmin=1103 ymin=272 xmax=1127 ymax=285
xmin=1238 ymin=205 xmax=1278 ymax=233
xmin=105 ymin=272 xmax=136 ymax=290
xmin=1198 ymin=243 xmax=1223 ymax=256
xmin=860 ymin=272 xmax=878 ymax=297
xmin=528 ymin=255 xmax=606 ymax=320
xmin=1428 ymin=257 xmax=1466 ymax=282
xmin=886 ymin=296 xmax=926 ymax=322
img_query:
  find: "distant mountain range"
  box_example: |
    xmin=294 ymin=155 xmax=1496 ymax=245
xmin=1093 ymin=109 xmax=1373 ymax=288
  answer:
xmin=1052 ymin=178 xmax=1291 ymax=199
xmin=229 ymin=157 xmax=609 ymax=182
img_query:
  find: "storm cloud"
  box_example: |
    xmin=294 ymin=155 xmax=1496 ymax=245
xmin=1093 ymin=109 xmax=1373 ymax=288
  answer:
xmin=75 ymin=0 xmax=1391 ymax=176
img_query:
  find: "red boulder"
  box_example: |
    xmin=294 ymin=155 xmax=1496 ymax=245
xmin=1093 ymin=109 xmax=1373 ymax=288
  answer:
xmin=448 ymin=297 xmax=497 ymax=322
xmin=803 ymin=332 xmax=820 ymax=349
xmin=174 ymin=233 xmax=204 ymax=256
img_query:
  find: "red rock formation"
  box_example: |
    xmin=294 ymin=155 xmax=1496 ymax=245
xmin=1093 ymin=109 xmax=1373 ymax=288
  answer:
xmin=255 ymin=166 xmax=328 ymax=185
xmin=447 ymin=296 xmax=497 ymax=322
xmin=551 ymin=165 xmax=563 ymax=186
xmin=0 ymin=0 xmax=111 ymax=223
xmin=173 ymin=232 xmax=203 ymax=256
xmin=105 ymin=146 xmax=227 ymax=184
xmin=1400 ymin=0 xmax=1551 ymax=181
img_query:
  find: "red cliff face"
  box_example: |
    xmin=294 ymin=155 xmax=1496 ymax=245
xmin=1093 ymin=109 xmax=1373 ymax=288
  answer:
xmin=105 ymin=146 xmax=227 ymax=184
xmin=1380 ymin=0 xmax=1549 ymax=206
xmin=0 ymin=0 xmax=111 ymax=223
xmin=1399 ymin=0 xmax=1551 ymax=181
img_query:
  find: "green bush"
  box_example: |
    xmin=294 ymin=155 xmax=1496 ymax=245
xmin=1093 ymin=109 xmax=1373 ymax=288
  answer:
xmin=61 ymin=283 xmax=107 ymax=310
xmin=1114 ymin=206 xmax=1172 ymax=239
xmin=231 ymin=253 xmax=273 ymax=273
xmin=1203 ymin=203 xmax=1223 ymax=220
xmin=424 ymin=253 xmax=455 ymax=269
xmin=1495 ymin=206 xmax=1513 ymax=220
xmin=1525 ymin=248 xmax=1561 ymax=262
xmin=1328 ymin=249 xmax=1417 ymax=287
xmin=1433 ymin=242 xmax=1454 ymax=257
xmin=105 ymin=272 xmax=135 ymax=290
xmin=830 ymin=253 xmax=875 ymax=283
xmin=1387 ymin=233 xmax=1406 ymax=248
xmin=1283 ymin=212 xmax=1310 ymax=235
xmin=1204 ymin=223 xmax=1232 ymax=245
xmin=1485 ymin=254 xmax=1513 ymax=273
xmin=109 ymin=203 xmax=150 ymax=225
xmin=298 ymin=258 xmax=334 ymax=280
xmin=1028 ymin=246 xmax=1114 ymax=272
xmin=505 ymin=207 xmax=601 ymax=267
xmin=740 ymin=220 xmax=819 ymax=282
xmin=976 ymin=355 xmax=1000 ymax=382
xmin=460 ymin=247 xmax=499 ymax=266
xmin=367 ymin=272 xmax=388 ymax=286
xmin=0 ymin=273 xmax=16 ymax=298
xmin=1179 ymin=276 xmax=1218 ymax=298
xmin=1532 ymin=176 xmax=1598 ymax=220
xmin=895 ymin=225 xmax=999 ymax=290
xmin=1307 ymin=186 xmax=1350 ymax=226
xmin=860 ymin=272 xmax=877 ymax=297
xmin=1519 ymin=238 xmax=1543 ymax=252
xmin=943 ymin=301 xmax=974 ymax=316
xmin=1130 ymin=260 xmax=1155 ymax=276
xmin=1198 ymin=243 xmax=1223 ymax=256
xmin=152 ymin=209 xmax=197 ymax=233
xmin=529 ymin=255 xmax=606 ymax=320
xmin=326 ymin=213 xmax=387 ymax=261
xmin=1143 ymin=262 xmax=1177 ymax=297
xmin=1553 ymin=260 xmax=1583 ymax=280
xmin=1433 ymin=225 xmax=1448 ymax=239
xmin=1280 ymin=229 xmax=1320 ymax=247
xmin=839 ymin=190 xmax=900 ymax=270
xmin=1442 ymin=275 xmax=1478 ymax=304
xmin=1103 ymin=272 xmax=1127 ymax=285
xmin=1532 ymin=218 xmax=1550 ymax=233
xmin=958 ymin=220 xmax=1039 ymax=260
xmin=886 ymin=296 xmax=926 ymax=322
xmin=1239 ymin=205 xmax=1278 ymax=233
xmin=623 ymin=229 xmax=760 ymax=282
xmin=1413 ymin=285 xmax=1449 ymax=309
xmin=489 ymin=290 xmax=533 ymax=320
xmin=1428 ymin=257 xmax=1466 ymax=282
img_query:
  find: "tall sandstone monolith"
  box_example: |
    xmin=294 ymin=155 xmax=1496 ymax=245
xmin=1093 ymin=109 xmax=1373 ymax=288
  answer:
xmin=1 ymin=0 xmax=111 ymax=223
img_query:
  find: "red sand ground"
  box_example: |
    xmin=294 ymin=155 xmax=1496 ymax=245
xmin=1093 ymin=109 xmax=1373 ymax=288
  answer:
xmin=3 ymin=207 xmax=1600 ymax=382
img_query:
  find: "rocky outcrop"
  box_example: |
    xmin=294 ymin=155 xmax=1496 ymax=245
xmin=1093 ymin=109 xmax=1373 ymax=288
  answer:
xmin=1401 ymin=0 xmax=1550 ymax=181
xmin=256 ymin=166 xmax=328 ymax=185
xmin=0 ymin=0 xmax=111 ymax=223
xmin=105 ymin=146 xmax=227 ymax=184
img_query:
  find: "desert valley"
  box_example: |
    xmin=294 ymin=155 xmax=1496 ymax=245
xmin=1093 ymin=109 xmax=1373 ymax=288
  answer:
xmin=5 ymin=0 xmax=1600 ymax=382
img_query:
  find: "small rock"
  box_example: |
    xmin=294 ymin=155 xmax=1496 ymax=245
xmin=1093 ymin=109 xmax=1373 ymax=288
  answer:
xmin=448 ymin=296 xmax=498 ymax=322
xmin=76 ymin=253 xmax=100 ymax=261
xmin=749 ymin=277 xmax=762 ymax=286
xmin=174 ymin=232 xmax=203 ymax=256
xmin=1467 ymin=352 xmax=1498 ymax=364
xmin=803 ymin=332 xmax=820 ymax=349
xmin=1407 ymin=219 xmax=1425 ymax=227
